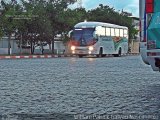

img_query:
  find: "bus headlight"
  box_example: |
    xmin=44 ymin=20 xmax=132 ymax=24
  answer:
xmin=71 ymin=46 xmax=75 ymax=51
xmin=89 ymin=46 xmax=94 ymax=51
xmin=72 ymin=51 xmax=75 ymax=54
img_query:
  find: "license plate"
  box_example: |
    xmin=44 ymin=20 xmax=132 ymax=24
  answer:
xmin=79 ymin=51 xmax=84 ymax=54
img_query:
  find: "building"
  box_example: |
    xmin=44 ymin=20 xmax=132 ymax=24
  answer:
xmin=129 ymin=16 xmax=140 ymax=53
xmin=130 ymin=16 xmax=140 ymax=41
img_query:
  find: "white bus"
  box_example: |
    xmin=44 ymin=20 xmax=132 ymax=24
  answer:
xmin=139 ymin=0 xmax=160 ymax=71
xmin=68 ymin=21 xmax=128 ymax=58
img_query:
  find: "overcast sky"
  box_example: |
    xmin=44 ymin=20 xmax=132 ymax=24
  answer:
xmin=73 ymin=0 xmax=139 ymax=17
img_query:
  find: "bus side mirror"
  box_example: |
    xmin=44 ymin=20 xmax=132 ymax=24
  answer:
xmin=68 ymin=30 xmax=73 ymax=38
xmin=93 ymin=31 xmax=98 ymax=39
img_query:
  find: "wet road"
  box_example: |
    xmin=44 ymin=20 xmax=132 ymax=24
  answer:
xmin=0 ymin=55 xmax=160 ymax=119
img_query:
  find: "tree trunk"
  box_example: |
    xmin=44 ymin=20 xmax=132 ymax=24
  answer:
xmin=52 ymin=38 xmax=54 ymax=54
xmin=20 ymin=33 xmax=22 ymax=54
xmin=42 ymin=45 xmax=44 ymax=55
xmin=31 ymin=46 xmax=35 ymax=55
xmin=8 ymin=33 xmax=11 ymax=55
xmin=40 ymin=41 xmax=44 ymax=55
xmin=31 ymin=41 xmax=33 ymax=54
xmin=31 ymin=40 xmax=34 ymax=54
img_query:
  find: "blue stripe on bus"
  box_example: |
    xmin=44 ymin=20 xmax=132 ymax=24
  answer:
xmin=144 ymin=9 xmax=146 ymax=42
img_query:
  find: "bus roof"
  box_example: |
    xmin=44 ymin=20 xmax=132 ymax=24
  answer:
xmin=74 ymin=21 xmax=128 ymax=29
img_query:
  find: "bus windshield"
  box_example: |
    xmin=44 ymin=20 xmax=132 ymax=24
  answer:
xmin=71 ymin=28 xmax=96 ymax=46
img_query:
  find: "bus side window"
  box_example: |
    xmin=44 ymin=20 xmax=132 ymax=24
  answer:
xmin=106 ymin=27 xmax=111 ymax=36
xmin=111 ymin=28 xmax=115 ymax=36
xmin=101 ymin=27 xmax=106 ymax=36
xmin=120 ymin=29 xmax=123 ymax=37
xmin=96 ymin=26 xmax=105 ymax=36
xmin=115 ymin=29 xmax=120 ymax=37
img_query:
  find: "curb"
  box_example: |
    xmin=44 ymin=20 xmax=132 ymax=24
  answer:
xmin=0 ymin=53 xmax=140 ymax=60
xmin=126 ymin=53 xmax=140 ymax=56
xmin=0 ymin=55 xmax=61 ymax=60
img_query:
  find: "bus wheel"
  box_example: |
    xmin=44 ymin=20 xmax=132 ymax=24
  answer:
xmin=97 ymin=47 xmax=103 ymax=57
xmin=114 ymin=48 xmax=121 ymax=57
xmin=118 ymin=48 xmax=122 ymax=57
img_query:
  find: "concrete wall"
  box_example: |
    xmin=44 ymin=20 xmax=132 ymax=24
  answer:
xmin=0 ymin=38 xmax=65 ymax=54
xmin=0 ymin=48 xmax=8 ymax=54
xmin=129 ymin=41 xmax=140 ymax=53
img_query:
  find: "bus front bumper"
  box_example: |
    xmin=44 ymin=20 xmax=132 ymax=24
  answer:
xmin=71 ymin=50 xmax=95 ymax=55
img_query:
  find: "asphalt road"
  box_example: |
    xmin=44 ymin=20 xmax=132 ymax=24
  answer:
xmin=0 ymin=55 xmax=160 ymax=120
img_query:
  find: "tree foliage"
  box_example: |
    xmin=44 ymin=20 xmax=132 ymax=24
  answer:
xmin=0 ymin=1 xmax=137 ymax=54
